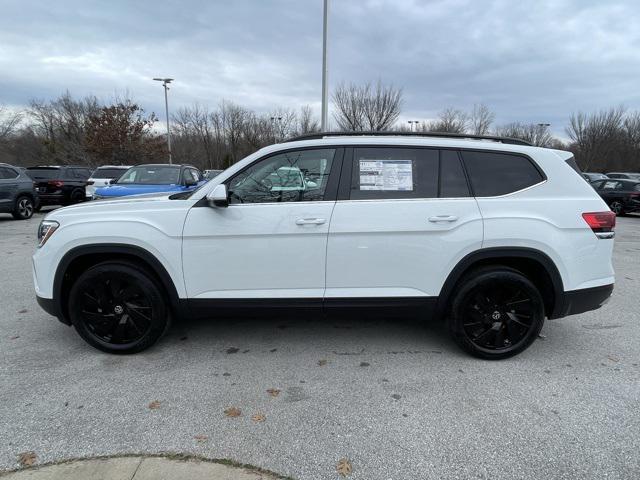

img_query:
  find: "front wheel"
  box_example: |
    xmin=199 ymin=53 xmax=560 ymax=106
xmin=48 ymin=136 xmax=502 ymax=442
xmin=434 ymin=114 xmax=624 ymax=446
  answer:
xmin=12 ymin=195 xmax=34 ymax=220
xmin=447 ymin=266 xmax=545 ymax=359
xmin=68 ymin=261 xmax=170 ymax=354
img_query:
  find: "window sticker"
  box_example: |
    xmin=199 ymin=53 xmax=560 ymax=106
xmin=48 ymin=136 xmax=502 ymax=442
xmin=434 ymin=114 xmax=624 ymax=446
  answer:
xmin=359 ymin=159 xmax=413 ymax=191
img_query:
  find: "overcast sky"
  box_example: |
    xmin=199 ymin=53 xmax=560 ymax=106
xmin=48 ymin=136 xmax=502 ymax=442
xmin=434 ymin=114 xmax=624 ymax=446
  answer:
xmin=1 ymin=0 xmax=640 ymax=136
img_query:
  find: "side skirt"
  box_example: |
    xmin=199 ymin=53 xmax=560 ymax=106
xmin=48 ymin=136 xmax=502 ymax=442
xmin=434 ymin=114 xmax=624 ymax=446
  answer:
xmin=183 ymin=297 xmax=437 ymax=320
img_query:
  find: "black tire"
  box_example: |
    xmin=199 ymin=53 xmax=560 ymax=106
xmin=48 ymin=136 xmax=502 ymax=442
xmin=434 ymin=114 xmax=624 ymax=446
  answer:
xmin=68 ymin=261 xmax=170 ymax=354
xmin=447 ymin=266 xmax=545 ymax=360
xmin=12 ymin=195 xmax=34 ymax=220
xmin=63 ymin=189 xmax=85 ymax=206
xmin=609 ymin=201 xmax=625 ymax=216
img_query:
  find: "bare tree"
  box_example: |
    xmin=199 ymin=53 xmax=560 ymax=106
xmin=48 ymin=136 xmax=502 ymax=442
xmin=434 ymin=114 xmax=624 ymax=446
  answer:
xmin=424 ymin=108 xmax=468 ymax=133
xmin=296 ymin=105 xmax=320 ymax=135
xmin=469 ymin=104 xmax=494 ymax=135
xmin=332 ymin=81 xmax=402 ymax=131
xmin=494 ymin=122 xmax=553 ymax=147
xmin=0 ymin=105 xmax=22 ymax=141
xmin=566 ymin=107 xmax=626 ymax=171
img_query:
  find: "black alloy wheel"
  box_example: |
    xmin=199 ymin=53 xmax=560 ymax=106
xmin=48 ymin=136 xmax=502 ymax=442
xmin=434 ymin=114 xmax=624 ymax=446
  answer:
xmin=448 ymin=266 xmax=545 ymax=359
xmin=12 ymin=196 xmax=34 ymax=220
xmin=68 ymin=261 xmax=169 ymax=354
xmin=609 ymin=201 xmax=624 ymax=216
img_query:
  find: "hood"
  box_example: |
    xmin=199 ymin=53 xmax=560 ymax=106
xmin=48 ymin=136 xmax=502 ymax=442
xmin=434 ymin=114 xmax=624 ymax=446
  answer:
xmin=95 ymin=184 xmax=187 ymax=197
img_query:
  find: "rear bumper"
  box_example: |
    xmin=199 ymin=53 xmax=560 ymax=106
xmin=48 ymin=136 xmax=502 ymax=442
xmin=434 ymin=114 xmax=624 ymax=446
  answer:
xmin=551 ymin=283 xmax=614 ymax=319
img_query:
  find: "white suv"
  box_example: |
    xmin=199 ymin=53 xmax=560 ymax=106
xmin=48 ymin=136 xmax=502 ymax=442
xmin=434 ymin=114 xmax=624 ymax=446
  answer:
xmin=33 ymin=133 xmax=615 ymax=359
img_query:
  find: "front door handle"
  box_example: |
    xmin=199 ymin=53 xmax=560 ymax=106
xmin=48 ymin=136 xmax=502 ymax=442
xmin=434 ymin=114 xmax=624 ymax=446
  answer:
xmin=295 ymin=218 xmax=326 ymax=225
xmin=428 ymin=215 xmax=458 ymax=223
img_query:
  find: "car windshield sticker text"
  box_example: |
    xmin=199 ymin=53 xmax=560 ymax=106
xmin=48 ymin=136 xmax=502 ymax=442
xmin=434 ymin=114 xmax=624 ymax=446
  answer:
xmin=359 ymin=159 xmax=413 ymax=191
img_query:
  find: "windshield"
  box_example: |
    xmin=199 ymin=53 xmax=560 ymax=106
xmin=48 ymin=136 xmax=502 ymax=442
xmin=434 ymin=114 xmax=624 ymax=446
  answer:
xmin=116 ymin=165 xmax=180 ymax=185
xmin=92 ymin=167 xmax=129 ymax=179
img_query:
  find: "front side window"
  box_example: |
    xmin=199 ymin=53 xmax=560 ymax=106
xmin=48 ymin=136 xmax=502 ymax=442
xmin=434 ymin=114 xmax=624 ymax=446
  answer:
xmin=228 ymin=149 xmax=335 ymax=204
xmin=350 ymin=148 xmax=438 ymax=200
xmin=462 ymin=151 xmax=544 ymax=197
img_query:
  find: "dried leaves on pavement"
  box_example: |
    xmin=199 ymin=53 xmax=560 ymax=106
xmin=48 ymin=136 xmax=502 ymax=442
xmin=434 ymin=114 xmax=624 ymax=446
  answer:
xmin=266 ymin=388 xmax=281 ymax=397
xmin=224 ymin=407 xmax=241 ymax=417
xmin=148 ymin=400 xmax=161 ymax=410
xmin=251 ymin=413 xmax=266 ymax=422
xmin=17 ymin=451 xmax=37 ymax=467
xmin=336 ymin=458 xmax=352 ymax=477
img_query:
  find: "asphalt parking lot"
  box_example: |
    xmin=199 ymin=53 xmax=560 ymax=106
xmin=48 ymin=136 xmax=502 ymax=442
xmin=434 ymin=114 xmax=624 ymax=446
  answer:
xmin=0 ymin=211 xmax=639 ymax=480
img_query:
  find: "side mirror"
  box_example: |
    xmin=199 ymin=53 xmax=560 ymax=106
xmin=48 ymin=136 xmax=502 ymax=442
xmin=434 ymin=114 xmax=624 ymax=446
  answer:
xmin=206 ymin=184 xmax=229 ymax=208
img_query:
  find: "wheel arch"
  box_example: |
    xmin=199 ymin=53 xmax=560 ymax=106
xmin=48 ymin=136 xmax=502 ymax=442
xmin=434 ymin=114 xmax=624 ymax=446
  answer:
xmin=53 ymin=244 xmax=185 ymax=325
xmin=436 ymin=247 xmax=565 ymax=320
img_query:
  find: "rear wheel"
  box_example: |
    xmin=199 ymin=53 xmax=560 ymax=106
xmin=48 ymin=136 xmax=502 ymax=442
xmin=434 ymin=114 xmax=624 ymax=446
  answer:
xmin=448 ymin=266 xmax=545 ymax=359
xmin=63 ymin=189 xmax=85 ymax=206
xmin=12 ymin=195 xmax=34 ymax=220
xmin=68 ymin=261 xmax=170 ymax=354
xmin=609 ymin=201 xmax=625 ymax=216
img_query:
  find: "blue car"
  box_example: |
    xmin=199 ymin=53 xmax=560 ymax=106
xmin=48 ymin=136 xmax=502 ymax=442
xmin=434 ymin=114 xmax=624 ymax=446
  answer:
xmin=94 ymin=164 xmax=206 ymax=199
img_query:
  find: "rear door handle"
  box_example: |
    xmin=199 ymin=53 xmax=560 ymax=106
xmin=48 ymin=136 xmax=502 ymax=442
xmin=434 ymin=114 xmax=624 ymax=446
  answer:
xmin=295 ymin=218 xmax=326 ymax=225
xmin=428 ymin=215 xmax=458 ymax=223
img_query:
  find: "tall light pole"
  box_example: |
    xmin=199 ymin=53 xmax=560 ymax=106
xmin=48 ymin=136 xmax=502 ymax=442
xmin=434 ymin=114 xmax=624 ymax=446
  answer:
xmin=321 ymin=0 xmax=329 ymax=131
xmin=153 ymin=77 xmax=174 ymax=164
xmin=408 ymin=120 xmax=419 ymax=132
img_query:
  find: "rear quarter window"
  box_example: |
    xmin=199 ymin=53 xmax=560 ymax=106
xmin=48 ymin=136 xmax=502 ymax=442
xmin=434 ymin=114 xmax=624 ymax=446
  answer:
xmin=461 ymin=151 xmax=544 ymax=197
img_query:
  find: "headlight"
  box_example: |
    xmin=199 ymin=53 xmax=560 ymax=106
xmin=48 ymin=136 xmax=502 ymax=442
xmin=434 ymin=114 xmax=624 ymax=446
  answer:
xmin=37 ymin=220 xmax=59 ymax=248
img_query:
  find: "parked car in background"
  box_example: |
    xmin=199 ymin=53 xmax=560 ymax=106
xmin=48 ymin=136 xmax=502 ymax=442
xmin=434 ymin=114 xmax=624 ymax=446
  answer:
xmin=203 ymin=169 xmax=223 ymax=180
xmin=86 ymin=165 xmax=132 ymax=199
xmin=93 ymin=164 xmax=205 ymax=199
xmin=592 ymin=178 xmax=640 ymax=215
xmin=0 ymin=163 xmax=38 ymax=220
xmin=26 ymin=166 xmax=91 ymax=210
xmin=606 ymin=172 xmax=640 ymax=180
xmin=582 ymin=172 xmax=608 ymax=183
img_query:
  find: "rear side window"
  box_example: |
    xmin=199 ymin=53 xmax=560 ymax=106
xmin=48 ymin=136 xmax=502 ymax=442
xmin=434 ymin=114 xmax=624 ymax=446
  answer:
xmin=462 ymin=151 xmax=544 ymax=197
xmin=0 ymin=166 xmax=19 ymax=179
xmin=350 ymin=148 xmax=438 ymax=200
xmin=26 ymin=168 xmax=61 ymax=179
xmin=439 ymin=150 xmax=470 ymax=197
xmin=93 ymin=168 xmax=127 ymax=179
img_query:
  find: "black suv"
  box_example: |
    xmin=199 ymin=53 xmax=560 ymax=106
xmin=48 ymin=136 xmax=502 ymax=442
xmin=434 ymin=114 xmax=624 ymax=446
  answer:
xmin=26 ymin=166 xmax=92 ymax=210
xmin=592 ymin=178 xmax=640 ymax=215
xmin=0 ymin=163 xmax=39 ymax=220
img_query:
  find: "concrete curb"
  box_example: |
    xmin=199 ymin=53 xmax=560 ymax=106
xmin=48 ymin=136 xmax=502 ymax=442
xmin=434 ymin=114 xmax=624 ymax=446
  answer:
xmin=0 ymin=454 xmax=292 ymax=480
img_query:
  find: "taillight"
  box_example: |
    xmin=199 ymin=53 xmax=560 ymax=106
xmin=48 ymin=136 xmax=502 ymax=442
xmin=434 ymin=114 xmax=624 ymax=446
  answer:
xmin=47 ymin=180 xmax=64 ymax=188
xmin=582 ymin=211 xmax=616 ymax=238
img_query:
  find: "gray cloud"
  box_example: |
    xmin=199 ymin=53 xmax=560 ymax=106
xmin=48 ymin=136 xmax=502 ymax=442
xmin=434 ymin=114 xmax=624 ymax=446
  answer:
xmin=1 ymin=0 xmax=639 ymax=136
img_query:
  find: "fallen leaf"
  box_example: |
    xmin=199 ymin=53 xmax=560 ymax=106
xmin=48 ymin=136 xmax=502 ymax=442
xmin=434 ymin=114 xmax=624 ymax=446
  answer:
xmin=10 ymin=336 xmax=20 ymax=340
xmin=226 ymin=347 xmax=239 ymax=354
xmin=251 ymin=413 xmax=266 ymax=422
xmin=318 ymin=359 xmax=328 ymax=366
xmin=18 ymin=451 xmax=37 ymax=467
xmin=336 ymin=458 xmax=352 ymax=477
xmin=148 ymin=400 xmax=161 ymax=410
xmin=607 ymin=355 xmax=620 ymax=363
xmin=224 ymin=407 xmax=241 ymax=417
xmin=359 ymin=362 xmax=370 ymax=367
xmin=267 ymin=388 xmax=281 ymax=397
xmin=18 ymin=309 xmax=27 ymax=314
xmin=194 ymin=434 xmax=208 ymax=443
xmin=391 ymin=394 xmax=401 ymax=400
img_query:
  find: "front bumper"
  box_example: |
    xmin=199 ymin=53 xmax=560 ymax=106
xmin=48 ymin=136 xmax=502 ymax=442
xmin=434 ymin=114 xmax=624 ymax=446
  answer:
xmin=552 ymin=283 xmax=614 ymax=319
xmin=36 ymin=295 xmax=70 ymax=325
